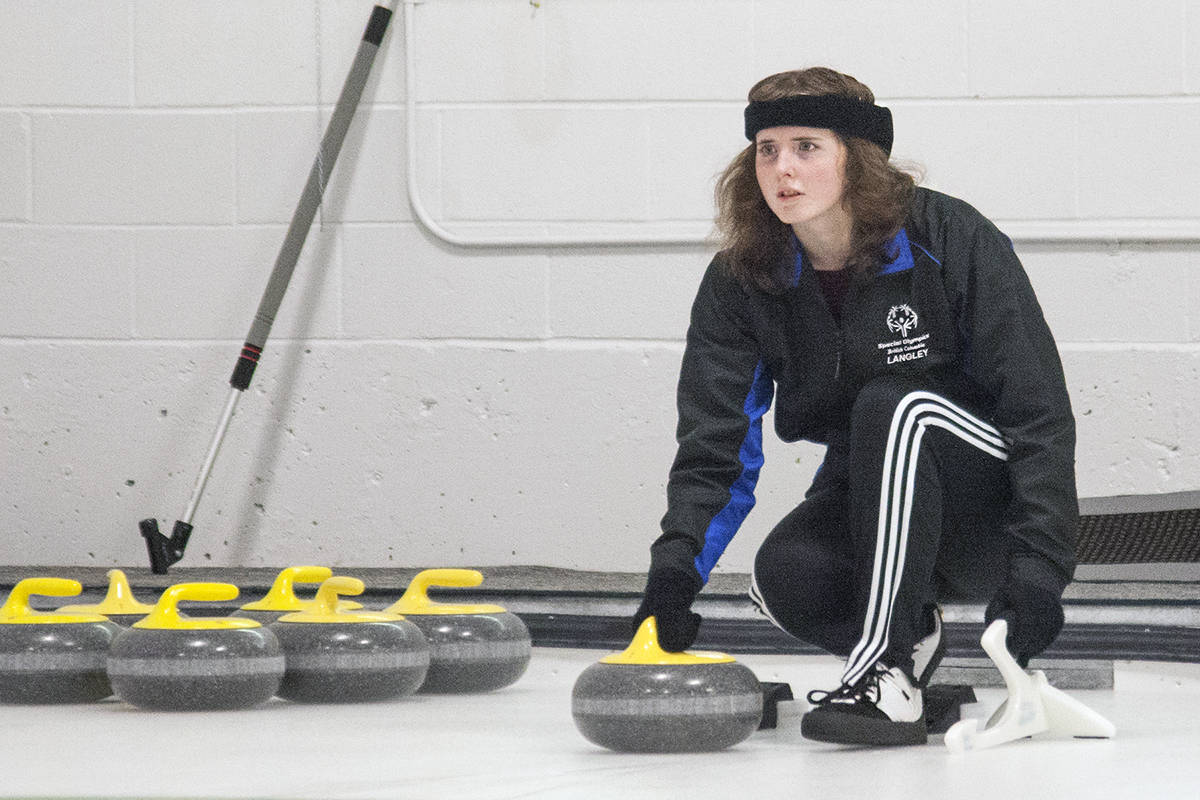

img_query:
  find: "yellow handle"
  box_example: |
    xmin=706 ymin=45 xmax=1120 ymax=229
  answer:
xmin=385 ymin=569 xmax=504 ymax=615
xmin=275 ymin=576 xmax=402 ymax=624
xmin=601 ymin=616 xmax=735 ymax=665
xmin=136 ymin=583 xmax=259 ymax=630
xmin=310 ymin=576 xmax=365 ymax=615
xmin=265 ymin=565 xmax=334 ymax=602
xmin=57 ymin=569 xmax=155 ymax=616
xmin=102 ymin=570 xmax=142 ymax=606
xmin=1 ymin=577 xmax=82 ymax=618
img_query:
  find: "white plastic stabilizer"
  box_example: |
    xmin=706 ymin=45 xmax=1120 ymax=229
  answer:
xmin=944 ymin=619 xmax=1116 ymax=753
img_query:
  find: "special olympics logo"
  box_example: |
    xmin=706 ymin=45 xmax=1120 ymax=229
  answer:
xmin=886 ymin=304 xmax=919 ymax=337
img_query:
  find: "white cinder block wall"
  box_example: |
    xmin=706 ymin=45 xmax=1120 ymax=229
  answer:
xmin=2 ymin=0 xmax=1199 ymax=573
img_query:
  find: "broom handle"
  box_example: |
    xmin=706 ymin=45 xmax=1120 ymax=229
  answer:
xmin=230 ymin=3 xmax=395 ymax=391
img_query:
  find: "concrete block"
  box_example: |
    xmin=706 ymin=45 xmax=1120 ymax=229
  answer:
xmin=0 ymin=1 xmax=130 ymax=106
xmin=645 ymin=105 xmax=742 ymax=222
xmin=326 ymin=107 xmax=410 ymax=223
xmin=892 ymin=103 xmax=1077 ymax=221
xmin=341 ymin=224 xmax=547 ymax=338
xmin=1076 ymin=102 xmax=1200 ymax=219
xmin=0 ymin=227 xmax=134 ymax=338
xmin=134 ymin=0 xmax=318 ymax=107
xmin=411 ymin=111 xmax=443 ymax=221
xmin=439 ymin=107 xmax=649 ymax=221
xmin=753 ymin=0 xmax=969 ymax=99
xmin=32 ymin=113 xmax=235 ymax=225
xmin=1017 ymin=244 xmax=1193 ymax=343
xmin=0 ymin=342 xmax=243 ymax=566
xmin=311 ymin=344 xmax=677 ymax=570
xmin=0 ymin=114 xmax=29 ymax=221
xmin=0 ymin=342 xmax=693 ymax=568
xmin=969 ymin=1 xmax=1184 ymax=96
xmin=1063 ymin=348 xmax=1200 ymax=497
xmin=0 ymin=342 xmax=686 ymax=568
xmin=543 ymin=1 xmax=751 ymax=100
xmin=132 ymin=225 xmax=341 ymax=340
xmin=546 ymin=248 xmax=708 ymax=339
xmin=1191 ymin=263 xmax=1200 ymax=343
xmin=412 ymin=0 xmax=544 ymax=102
xmin=1189 ymin=6 xmax=1200 ymax=93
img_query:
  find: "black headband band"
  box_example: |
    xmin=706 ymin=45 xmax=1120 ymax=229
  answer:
xmin=744 ymin=94 xmax=894 ymax=155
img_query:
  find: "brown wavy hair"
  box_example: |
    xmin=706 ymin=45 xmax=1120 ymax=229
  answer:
xmin=715 ymin=67 xmax=918 ymax=293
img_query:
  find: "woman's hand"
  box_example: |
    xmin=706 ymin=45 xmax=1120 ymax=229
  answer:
xmin=984 ymin=578 xmax=1065 ymax=668
xmin=632 ymin=567 xmax=702 ymax=652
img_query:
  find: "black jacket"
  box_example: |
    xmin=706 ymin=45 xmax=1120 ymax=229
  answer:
xmin=653 ymin=188 xmax=1078 ymax=597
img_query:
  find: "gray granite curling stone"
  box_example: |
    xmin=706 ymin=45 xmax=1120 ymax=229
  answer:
xmin=384 ymin=569 xmax=531 ymax=694
xmin=572 ymin=617 xmax=762 ymax=752
xmin=233 ymin=565 xmax=363 ymax=625
xmin=58 ymin=569 xmax=155 ymax=627
xmin=107 ymin=582 xmax=284 ymax=711
xmin=0 ymin=578 xmax=122 ymax=704
xmin=269 ymin=576 xmax=429 ymax=703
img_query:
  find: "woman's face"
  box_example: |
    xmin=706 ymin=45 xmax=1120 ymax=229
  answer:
xmin=754 ymin=125 xmax=848 ymax=233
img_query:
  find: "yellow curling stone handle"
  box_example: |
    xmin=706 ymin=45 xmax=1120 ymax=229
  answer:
xmin=135 ymin=583 xmax=261 ymax=630
xmin=601 ymin=616 xmax=736 ymax=665
xmin=239 ymin=565 xmax=363 ymax=611
xmin=0 ymin=577 xmax=108 ymax=625
xmin=385 ymin=568 xmax=506 ymax=616
xmin=276 ymin=576 xmax=404 ymax=624
xmin=58 ymin=569 xmax=155 ymax=616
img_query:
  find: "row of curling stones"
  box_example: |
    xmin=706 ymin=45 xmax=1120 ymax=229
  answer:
xmin=5 ymin=575 xmax=425 ymax=709
xmin=0 ymin=566 xmax=531 ymax=706
xmin=572 ymin=616 xmax=763 ymax=753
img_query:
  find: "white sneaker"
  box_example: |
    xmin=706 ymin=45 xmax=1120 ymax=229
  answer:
xmin=912 ymin=605 xmax=945 ymax=689
xmin=801 ymin=662 xmax=927 ymax=746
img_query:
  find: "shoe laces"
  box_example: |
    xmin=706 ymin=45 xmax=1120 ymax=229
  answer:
xmin=806 ymin=662 xmax=887 ymax=706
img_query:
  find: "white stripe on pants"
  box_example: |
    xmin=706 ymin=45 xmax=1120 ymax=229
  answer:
xmin=841 ymin=390 xmax=1009 ymax=687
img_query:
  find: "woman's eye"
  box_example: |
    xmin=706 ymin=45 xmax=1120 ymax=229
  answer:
xmin=796 ymin=141 xmax=816 ymax=152
xmin=758 ymin=143 xmax=776 ymax=158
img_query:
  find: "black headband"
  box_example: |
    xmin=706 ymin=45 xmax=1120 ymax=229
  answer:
xmin=744 ymin=94 xmax=893 ymax=155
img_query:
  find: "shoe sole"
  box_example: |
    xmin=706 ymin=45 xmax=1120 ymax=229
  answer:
xmin=800 ymin=711 xmax=928 ymax=746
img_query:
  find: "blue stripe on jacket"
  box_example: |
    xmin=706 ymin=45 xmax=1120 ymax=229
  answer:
xmin=694 ymin=361 xmax=774 ymax=582
xmin=792 ymin=227 xmax=916 ymax=282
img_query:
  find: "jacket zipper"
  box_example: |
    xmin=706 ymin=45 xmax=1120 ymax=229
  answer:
xmin=834 ymin=328 xmax=843 ymax=382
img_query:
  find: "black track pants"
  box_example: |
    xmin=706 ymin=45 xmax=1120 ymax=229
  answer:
xmin=750 ymin=376 xmax=1012 ymax=683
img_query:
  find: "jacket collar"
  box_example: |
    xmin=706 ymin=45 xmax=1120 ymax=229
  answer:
xmin=791 ymin=227 xmax=914 ymax=286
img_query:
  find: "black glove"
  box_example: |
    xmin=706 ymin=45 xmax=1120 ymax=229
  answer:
xmin=632 ymin=566 xmax=701 ymax=652
xmin=985 ymin=578 xmax=1065 ymax=668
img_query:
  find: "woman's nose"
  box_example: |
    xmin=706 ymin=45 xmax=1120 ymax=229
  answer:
xmin=775 ymin=151 xmax=797 ymax=176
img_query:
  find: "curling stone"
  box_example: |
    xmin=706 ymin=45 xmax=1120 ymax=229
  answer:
xmin=107 ymin=583 xmax=284 ymax=711
xmin=0 ymin=578 xmax=122 ymax=704
xmin=58 ymin=569 xmax=155 ymax=626
xmin=384 ymin=569 xmax=531 ymax=693
xmin=233 ymin=565 xmax=363 ymax=624
xmin=572 ymin=616 xmax=762 ymax=752
xmin=268 ymin=576 xmax=430 ymax=703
